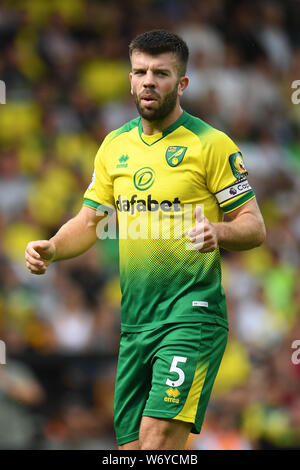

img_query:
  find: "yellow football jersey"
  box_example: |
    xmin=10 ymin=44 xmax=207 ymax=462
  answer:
xmin=84 ymin=110 xmax=255 ymax=332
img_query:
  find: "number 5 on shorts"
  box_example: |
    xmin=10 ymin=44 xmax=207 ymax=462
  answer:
xmin=166 ymin=356 xmax=187 ymax=387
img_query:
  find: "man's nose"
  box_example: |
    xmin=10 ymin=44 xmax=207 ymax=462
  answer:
xmin=143 ymin=71 xmax=155 ymax=87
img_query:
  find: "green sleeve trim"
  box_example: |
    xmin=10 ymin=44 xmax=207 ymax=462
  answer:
xmin=221 ymin=190 xmax=255 ymax=213
xmin=83 ymin=198 xmax=100 ymax=209
xmin=83 ymin=198 xmax=115 ymax=215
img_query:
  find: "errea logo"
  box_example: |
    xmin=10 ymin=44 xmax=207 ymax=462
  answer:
xmin=164 ymin=387 xmax=180 ymax=404
xmin=116 ymin=155 xmax=129 ymax=168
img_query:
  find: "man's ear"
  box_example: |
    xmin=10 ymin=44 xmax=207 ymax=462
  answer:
xmin=178 ymin=76 xmax=189 ymax=96
xmin=129 ymin=72 xmax=133 ymax=94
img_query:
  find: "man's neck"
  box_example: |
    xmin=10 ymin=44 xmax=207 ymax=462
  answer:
xmin=141 ymin=106 xmax=183 ymax=135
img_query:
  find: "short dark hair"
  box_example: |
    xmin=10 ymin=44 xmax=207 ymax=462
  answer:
xmin=129 ymin=30 xmax=189 ymax=77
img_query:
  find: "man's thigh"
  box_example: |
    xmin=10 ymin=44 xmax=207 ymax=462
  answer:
xmin=118 ymin=417 xmax=191 ymax=450
xmin=139 ymin=416 xmax=192 ymax=450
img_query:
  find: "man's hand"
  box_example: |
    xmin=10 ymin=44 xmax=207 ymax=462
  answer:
xmin=188 ymin=206 xmax=218 ymax=252
xmin=24 ymin=206 xmax=105 ymax=273
xmin=25 ymin=240 xmax=56 ymax=275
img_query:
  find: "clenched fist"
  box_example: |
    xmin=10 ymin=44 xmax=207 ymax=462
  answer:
xmin=25 ymin=240 xmax=56 ymax=275
xmin=188 ymin=206 xmax=218 ymax=252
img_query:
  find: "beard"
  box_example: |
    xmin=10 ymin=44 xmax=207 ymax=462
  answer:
xmin=133 ymin=83 xmax=179 ymax=122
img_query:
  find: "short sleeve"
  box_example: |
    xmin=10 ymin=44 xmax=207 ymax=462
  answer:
xmin=206 ymin=131 xmax=255 ymax=213
xmin=83 ymin=138 xmax=115 ymax=213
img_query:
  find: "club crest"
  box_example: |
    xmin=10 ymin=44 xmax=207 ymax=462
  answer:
xmin=166 ymin=146 xmax=187 ymax=167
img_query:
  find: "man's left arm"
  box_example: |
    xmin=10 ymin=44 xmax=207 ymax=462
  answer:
xmin=188 ymin=198 xmax=266 ymax=252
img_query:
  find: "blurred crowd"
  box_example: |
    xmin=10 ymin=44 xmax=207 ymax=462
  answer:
xmin=0 ymin=0 xmax=300 ymax=450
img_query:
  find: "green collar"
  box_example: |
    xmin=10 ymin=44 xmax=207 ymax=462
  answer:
xmin=138 ymin=110 xmax=188 ymax=146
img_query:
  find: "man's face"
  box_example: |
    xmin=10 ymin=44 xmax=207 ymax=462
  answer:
xmin=130 ymin=51 xmax=185 ymax=122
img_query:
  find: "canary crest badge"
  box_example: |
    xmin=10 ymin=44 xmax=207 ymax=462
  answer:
xmin=166 ymin=146 xmax=187 ymax=167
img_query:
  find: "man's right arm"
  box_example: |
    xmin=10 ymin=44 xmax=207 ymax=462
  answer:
xmin=25 ymin=205 xmax=104 ymax=275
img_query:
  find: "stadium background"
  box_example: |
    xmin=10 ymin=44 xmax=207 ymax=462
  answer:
xmin=0 ymin=0 xmax=300 ymax=450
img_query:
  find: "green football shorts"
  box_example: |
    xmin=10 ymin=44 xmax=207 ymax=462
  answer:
xmin=114 ymin=321 xmax=228 ymax=446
